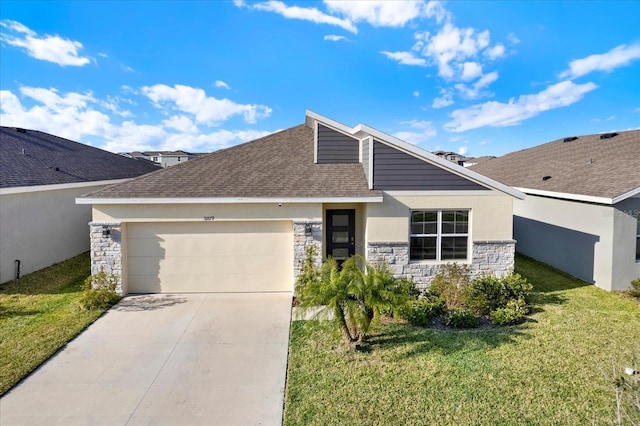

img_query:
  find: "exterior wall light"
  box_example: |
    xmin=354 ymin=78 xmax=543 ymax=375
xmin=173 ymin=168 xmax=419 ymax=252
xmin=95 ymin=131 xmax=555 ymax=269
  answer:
xmin=305 ymin=224 xmax=313 ymax=236
xmin=102 ymin=226 xmax=111 ymax=238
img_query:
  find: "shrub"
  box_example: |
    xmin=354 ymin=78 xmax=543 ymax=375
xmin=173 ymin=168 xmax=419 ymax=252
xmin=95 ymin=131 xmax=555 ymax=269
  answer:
xmin=446 ymin=309 xmax=479 ymax=328
xmin=429 ymin=263 xmax=471 ymax=310
xmin=500 ymin=272 xmax=533 ymax=302
xmin=629 ymin=278 xmax=640 ymax=298
xmin=465 ymin=272 xmax=533 ymax=316
xmin=79 ymin=271 xmax=121 ymax=310
xmin=490 ymin=299 xmax=528 ymax=325
xmin=402 ymin=299 xmax=446 ymax=327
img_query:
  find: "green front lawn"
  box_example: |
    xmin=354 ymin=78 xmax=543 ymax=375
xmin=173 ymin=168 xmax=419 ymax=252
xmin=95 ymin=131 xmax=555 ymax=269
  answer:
xmin=0 ymin=253 xmax=106 ymax=395
xmin=284 ymin=255 xmax=640 ymax=425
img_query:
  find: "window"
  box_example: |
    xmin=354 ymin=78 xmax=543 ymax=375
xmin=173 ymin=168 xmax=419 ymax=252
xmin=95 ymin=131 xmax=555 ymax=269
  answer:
xmin=178 ymin=157 xmax=181 ymax=162
xmin=152 ymin=156 xmax=158 ymax=162
xmin=410 ymin=210 xmax=469 ymax=261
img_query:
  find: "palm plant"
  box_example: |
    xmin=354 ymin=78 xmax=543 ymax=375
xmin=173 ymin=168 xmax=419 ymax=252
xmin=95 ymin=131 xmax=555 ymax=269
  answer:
xmin=295 ymin=251 xmax=412 ymax=345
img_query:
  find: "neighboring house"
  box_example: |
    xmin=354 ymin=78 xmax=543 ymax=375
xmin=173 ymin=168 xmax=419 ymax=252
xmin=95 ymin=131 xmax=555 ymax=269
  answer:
xmin=471 ymin=130 xmax=640 ymax=291
xmin=463 ymin=156 xmax=496 ymax=168
xmin=77 ymin=111 xmax=524 ymax=295
xmin=123 ymin=150 xmax=200 ymax=167
xmin=0 ymin=127 xmax=160 ymax=283
xmin=433 ymin=150 xmax=466 ymax=165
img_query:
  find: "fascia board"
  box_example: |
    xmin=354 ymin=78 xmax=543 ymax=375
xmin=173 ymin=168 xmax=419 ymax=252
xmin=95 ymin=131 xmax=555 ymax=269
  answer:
xmin=515 ymin=187 xmax=614 ymax=205
xmin=0 ymin=179 xmax=130 ymax=195
xmin=76 ymin=196 xmax=384 ymax=205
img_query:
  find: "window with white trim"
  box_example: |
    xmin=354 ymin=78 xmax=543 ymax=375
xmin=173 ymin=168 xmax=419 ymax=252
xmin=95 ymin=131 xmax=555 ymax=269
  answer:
xmin=410 ymin=210 xmax=469 ymax=261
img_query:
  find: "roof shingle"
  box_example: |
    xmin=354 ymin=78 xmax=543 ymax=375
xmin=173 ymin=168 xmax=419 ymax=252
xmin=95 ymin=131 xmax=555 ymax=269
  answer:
xmin=83 ymin=124 xmax=380 ymax=199
xmin=470 ymin=130 xmax=640 ymax=200
xmin=0 ymin=127 xmax=159 ymax=188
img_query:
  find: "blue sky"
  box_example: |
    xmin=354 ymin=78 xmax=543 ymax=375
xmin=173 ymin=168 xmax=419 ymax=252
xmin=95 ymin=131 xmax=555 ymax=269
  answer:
xmin=1 ymin=1 xmax=639 ymax=157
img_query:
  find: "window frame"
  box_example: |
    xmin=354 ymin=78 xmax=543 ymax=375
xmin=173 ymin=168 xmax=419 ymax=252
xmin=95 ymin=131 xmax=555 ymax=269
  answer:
xmin=410 ymin=209 xmax=470 ymax=262
xmin=636 ymin=215 xmax=640 ymax=262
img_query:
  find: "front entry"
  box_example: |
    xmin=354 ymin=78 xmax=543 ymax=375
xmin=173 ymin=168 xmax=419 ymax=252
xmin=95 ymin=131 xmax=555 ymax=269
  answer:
xmin=326 ymin=209 xmax=355 ymax=265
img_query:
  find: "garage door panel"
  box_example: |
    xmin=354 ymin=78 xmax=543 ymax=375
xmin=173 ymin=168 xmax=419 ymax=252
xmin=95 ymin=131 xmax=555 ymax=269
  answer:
xmin=126 ymin=221 xmax=293 ymax=293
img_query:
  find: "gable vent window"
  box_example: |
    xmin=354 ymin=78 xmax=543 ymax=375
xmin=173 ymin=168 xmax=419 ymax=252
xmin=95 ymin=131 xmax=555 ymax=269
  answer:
xmin=410 ymin=210 xmax=469 ymax=261
xmin=600 ymin=132 xmax=619 ymax=140
xmin=563 ymin=136 xmax=578 ymax=142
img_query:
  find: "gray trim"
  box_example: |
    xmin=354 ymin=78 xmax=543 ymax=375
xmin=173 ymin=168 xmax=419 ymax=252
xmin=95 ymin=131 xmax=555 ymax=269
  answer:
xmin=373 ymin=141 xmax=489 ymax=191
xmin=316 ymin=124 xmax=359 ymax=164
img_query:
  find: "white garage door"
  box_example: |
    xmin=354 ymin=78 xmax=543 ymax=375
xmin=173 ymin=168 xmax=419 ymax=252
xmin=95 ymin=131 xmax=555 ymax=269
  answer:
xmin=126 ymin=221 xmax=293 ymax=293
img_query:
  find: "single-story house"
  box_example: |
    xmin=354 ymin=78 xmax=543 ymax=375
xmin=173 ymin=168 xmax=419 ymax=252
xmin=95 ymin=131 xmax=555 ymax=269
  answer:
xmin=0 ymin=126 xmax=159 ymax=283
xmin=471 ymin=130 xmax=640 ymax=291
xmin=77 ymin=111 xmax=524 ymax=295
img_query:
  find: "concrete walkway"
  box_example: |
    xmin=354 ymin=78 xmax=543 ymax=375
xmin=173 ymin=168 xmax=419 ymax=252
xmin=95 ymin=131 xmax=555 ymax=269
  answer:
xmin=0 ymin=293 xmax=293 ymax=426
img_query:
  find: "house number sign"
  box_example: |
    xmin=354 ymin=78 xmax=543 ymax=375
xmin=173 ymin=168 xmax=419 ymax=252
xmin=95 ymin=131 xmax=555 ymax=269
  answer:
xmin=204 ymin=216 xmax=215 ymax=221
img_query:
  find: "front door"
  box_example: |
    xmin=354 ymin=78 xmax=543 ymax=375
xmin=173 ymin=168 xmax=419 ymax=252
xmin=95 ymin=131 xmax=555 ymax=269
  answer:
xmin=326 ymin=209 xmax=356 ymax=265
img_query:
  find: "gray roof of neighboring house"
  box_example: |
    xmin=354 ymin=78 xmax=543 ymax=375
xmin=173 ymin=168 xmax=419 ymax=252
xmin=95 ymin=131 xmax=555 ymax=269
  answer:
xmin=0 ymin=127 xmax=160 ymax=189
xmin=82 ymin=124 xmax=381 ymax=199
xmin=470 ymin=130 xmax=640 ymax=200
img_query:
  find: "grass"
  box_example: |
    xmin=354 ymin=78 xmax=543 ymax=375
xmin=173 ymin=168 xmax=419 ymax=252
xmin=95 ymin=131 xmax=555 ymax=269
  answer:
xmin=284 ymin=254 xmax=640 ymax=425
xmin=0 ymin=253 xmax=106 ymax=395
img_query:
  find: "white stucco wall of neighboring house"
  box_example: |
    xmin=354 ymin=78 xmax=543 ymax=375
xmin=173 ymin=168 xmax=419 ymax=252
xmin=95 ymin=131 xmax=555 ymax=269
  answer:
xmin=513 ymin=194 xmax=618 ymax=290
xmin=0 ymin=181 xmax=126 ymax=283
xmin=366 ymin=191 xmax=514 ymax=245
xmin=612 ymin=196 xmax=640 ymax=290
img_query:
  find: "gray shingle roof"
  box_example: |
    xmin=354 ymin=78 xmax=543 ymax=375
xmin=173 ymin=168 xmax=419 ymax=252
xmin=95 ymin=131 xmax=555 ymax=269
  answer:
xmin=470 ymin=130 xmax=640 ymax=200
xmin=0 ymin=127 xmax=159 ymax=189
xmin=82 ymin=124 xmax=381 ymax=199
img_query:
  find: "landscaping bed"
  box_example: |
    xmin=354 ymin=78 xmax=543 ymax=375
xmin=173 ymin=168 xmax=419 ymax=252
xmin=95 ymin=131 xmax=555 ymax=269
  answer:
xmin=284 ymin=255 xmax=640 ymax=425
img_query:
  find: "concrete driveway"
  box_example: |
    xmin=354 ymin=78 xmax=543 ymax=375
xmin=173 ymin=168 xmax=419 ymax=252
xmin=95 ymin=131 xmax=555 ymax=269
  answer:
xmin=0 ymin=293 xmax=292 ymax=426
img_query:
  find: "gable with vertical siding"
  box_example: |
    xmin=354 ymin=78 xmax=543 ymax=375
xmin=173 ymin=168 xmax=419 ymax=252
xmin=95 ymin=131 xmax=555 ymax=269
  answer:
xmin=316 ymin=124 xmax=359 ymax=164
xmin=373 ymin=141 xmax=488 ymax=190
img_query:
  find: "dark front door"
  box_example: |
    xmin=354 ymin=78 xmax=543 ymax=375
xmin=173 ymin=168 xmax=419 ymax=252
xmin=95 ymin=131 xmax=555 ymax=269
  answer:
xmin=326 ymin=209 xmax=356 ymax=265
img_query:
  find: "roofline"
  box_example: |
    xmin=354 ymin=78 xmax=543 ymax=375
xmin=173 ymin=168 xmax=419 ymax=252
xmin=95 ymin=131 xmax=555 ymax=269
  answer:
xmin=76 ymin=196 xmax=384 ymax=205
xmin=305 ymin=110 xmax=525 ymax=200
xmin=0 ymin=179 xmax=131 ymax=195
xmin=514 ymin=187 xmax=640 ymax=205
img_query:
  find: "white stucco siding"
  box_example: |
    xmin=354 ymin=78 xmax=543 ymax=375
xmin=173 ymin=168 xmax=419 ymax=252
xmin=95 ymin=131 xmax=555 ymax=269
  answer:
xmin=0 ymin=183 xmax=117 ymax=283
xmin=366 ymin=191 xmax=514 ymax=244
xmin=513 ymin=195 xmax=617 ymax=290
xmin=612 ymin=197 xmax=640 ymax=290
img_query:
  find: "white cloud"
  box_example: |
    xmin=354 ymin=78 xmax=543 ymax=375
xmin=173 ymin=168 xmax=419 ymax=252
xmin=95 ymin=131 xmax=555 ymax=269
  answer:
xmin=484 ymin=43 xmax=505 ymax=60
xmin=454 ymin=70 xmax=499 ymax=99
xmin=432 ymin=92 xmax=454 ymax=109
xmin=395 ymin=119 xmax=437 ymax=144
xmin=445 ymin=80 xmax=598 ymax=132
xmin=414 ymin=23 xmax=493 ymax=78
xmin=0 ymin=19 xmax=90 ymax=66
xmin=324 ymin=0 xmax=428 ymax=28
xmin=324 ymin=34 xmax=348 ymax=42
xmin=141 ymin=84 xmax=272 ymax=125
xmin=247 ymin=1 xmax=357 ymax=33
xmin=380 ymin=50 xmax=427 ymax=66
xmin=458 ymin=146 xmax=468 ymax=156
xmin=121 ymin=64 xmax=135 ymax=73
xmin=98 ymin=52 xmax=108 ymax=58
xmin=507 ymin=33 xmax=520 ymax=45
xmin=1 ymin=87 xmax=274 ymax=154
xmin=559 ymin=43 xmax=640 ymax=79
xmin=413 ymin=91 xmax=420 ymax=97
xmin=424 ymin=1 xmax=450 ymax=24
xmin=460 ymin=61 xmax=483 ymax=81
xmin=214 ymin=80 xmax=231 ymax=89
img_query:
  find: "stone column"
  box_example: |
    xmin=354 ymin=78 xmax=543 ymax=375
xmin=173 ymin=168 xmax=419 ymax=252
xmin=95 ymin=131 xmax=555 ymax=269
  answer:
xmin=293 ymin=221 xmax=322 ymax=279
xmin=471 ymin=240 xmax=516 ymax=279
xmin=89 ymin=222 xmax=124 ymax=294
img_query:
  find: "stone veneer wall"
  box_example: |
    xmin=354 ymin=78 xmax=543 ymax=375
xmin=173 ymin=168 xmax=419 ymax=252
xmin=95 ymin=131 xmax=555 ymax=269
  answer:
xmin=367 ymin=240 xmax=515 ymax=289
xmin=89 ymin=222 xmax=124 ymax=294
xmin=293 ymin=221 xmax=323 ymax=280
